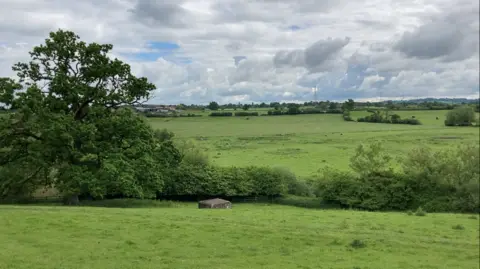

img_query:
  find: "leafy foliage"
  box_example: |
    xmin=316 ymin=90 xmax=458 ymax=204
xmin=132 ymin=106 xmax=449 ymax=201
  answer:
xmin=0 ymin=30 xmax=170 ymax=201
xmin=316 ymin=142 xmax=479 ymax=213
xmin=357 ymin=110 xmax=421 ymax=125
xmin=444 ymin=106 xmax=476 ymax=126
xmin=234 ymin=111 xmax=259 ymax=117
xmin=209 ymin=112 xmax=233 ymax=117
xmin=207 ymin=101 xmax=219 ymax=111
xmin=342 ymin=99 xmax=355 ymax=111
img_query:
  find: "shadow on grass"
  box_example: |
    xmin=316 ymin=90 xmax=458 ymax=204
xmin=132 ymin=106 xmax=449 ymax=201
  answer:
xmin=272 ymin=196 xmax=341 ymax=210
xmin=79 ymin=199 xmax=188 ymax=208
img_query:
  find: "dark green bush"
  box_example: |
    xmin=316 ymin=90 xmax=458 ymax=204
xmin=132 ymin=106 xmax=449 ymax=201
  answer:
xmin=343 ymin=110 xmax=354 ymax=121
xmin=357 ymin=110 xmax=421 ymax=125
xmin=325 ymin=109 xmax=343 ymax=114
xmin=445 ymin=106 xmax=476 ymax=126
xmin=267 ymin=110 xmax=283 ymax=115
xmin=315 ymin=143 xmax=479 ymax=213
xmin=300 ymin=108 xmax=324 ymax=114
xmin=209 ymin=112 xmax=233 ymax=117
xmin=234 ymin=112 xmax=259 ymax=117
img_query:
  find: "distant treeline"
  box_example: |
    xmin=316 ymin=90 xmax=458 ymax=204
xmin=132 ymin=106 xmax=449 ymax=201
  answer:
xmin=180 ymin=98 xmax=479 ymax=111
xmin=208 ymin=108 xmax=343 ymax=117
xmin=144 ymin=113 xmax=202 ymax=118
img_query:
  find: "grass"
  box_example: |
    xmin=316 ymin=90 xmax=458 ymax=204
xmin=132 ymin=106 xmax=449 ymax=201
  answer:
xmin=0 ymin=204 xmax=478 ymax=269
xmin=148 ymin=110 xmax=479 ymax=177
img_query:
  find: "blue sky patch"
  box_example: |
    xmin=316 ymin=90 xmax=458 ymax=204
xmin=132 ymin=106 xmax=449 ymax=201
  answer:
xmin=147 ymin=41 xmax=180 ymax=50
xmin=288 ymin=25 xmax=301 ymax=31
xmin=125 ymin=41 xmax=191 ymax=63
xmin=233 ymin=56 xmax=247 ymax=66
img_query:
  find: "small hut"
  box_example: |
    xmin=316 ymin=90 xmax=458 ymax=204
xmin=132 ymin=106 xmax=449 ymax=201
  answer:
xmin=198 ymin=198 xmax=232 ymax=209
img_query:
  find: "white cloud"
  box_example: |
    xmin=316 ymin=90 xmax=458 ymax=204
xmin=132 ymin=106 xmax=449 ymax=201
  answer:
xmin=0 ymin=0 xmax=478 ymax=104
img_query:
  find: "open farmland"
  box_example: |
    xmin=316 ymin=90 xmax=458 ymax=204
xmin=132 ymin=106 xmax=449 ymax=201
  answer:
xmin=148 ymin=110 xmax=480 ymax=177
xmin=1 ymin=204 xmax=478 ymax=269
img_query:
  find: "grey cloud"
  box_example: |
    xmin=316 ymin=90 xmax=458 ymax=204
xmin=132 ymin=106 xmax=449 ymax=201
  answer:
xmin=217 ymin=87 xmax=253 ymax=97
xmin=393 ymin=21 xmax=464 ymax=60
xmin=225 ymin=41 xmax=244 ymax=52
xmin=273 ymin=37 xmax=350 ymax=72
xmin=355 ymin=19 xmax=393 ymax=30
xmin=304 ymin=37 xmax=350 ymax=70
xmin=393 ymin=2 xmax=479 ymax=62
xmin=273 ymin=49 xmax=305 ymax=67
xmin=229 ymin=59 xmax=276 ymax=84
xmin=211 ymin=1 xmax=290 ymax=23
xmin=262 ymin=0 xmax=349 ymax=13
xmin=129 ymin=0 xmax=192 ymax=28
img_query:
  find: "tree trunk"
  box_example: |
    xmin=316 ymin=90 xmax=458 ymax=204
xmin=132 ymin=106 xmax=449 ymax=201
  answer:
xmin=63 ymin=194 xmax=80 ymax=205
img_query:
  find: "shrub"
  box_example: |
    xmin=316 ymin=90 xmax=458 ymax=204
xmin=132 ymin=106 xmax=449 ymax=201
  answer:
xmin=401 ymin=144 xmax=479 ymax=213
xmin=244 ymin=166 xmax=289 ymax=196
xmin=209 ymin=112 xmax=233 ymax=117
xmin=445 ymin=106 xmax=476 ymax=126
xmin=315 ymin=142 xmax=479 ymax=213
xmin=356 ymin=110 xmax=421 ymax=125
xmin=154 ymin=128 xmax=175 ymax=142
xmin=176 ymin=140 xmax=210 ymax=167
xmin=452 ymin=224 xmax=465 ymax=230
xmin=267 ymin=110 xmax=283 ymax=116
xmin=326 ymin=109 xmax=343 ymax=114
xmin=234 ymin=112 xmax=259 ymax=117
xmin=349 ymin=239 xmax=366 ymax=249
xmin=415 ymin=207 xmax=427 ymax=216
xmin=343 ymin=110 xmax=354 ymax=121
xmin=301 ymin=108 xmax=324 ymax=114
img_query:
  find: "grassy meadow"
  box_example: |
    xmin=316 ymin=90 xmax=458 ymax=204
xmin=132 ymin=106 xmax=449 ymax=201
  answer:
xmin=149 ymin=110 xmax=479 ymax=176
xmin=1 ymin=204 xmax=479 ymax=269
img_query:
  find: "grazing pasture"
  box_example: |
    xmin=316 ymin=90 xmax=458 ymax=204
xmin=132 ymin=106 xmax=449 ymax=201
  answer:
xmin=1 ymin=204 xmax=478 ymax=269
xmin=148 ymin=110 xmax=479 ymax=176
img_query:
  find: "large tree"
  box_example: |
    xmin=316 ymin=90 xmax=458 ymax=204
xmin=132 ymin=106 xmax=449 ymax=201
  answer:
xmin=0 ymin=30 xmax=178 ymax=203
xmin=342 ymin=99 xmax=355 ymax=111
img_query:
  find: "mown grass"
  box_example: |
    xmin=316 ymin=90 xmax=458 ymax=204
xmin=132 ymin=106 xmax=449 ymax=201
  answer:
xmin=148 ymin=110 xmax=479 ymax=177
xmin=0 ymin=204 xmax=478 ymax=269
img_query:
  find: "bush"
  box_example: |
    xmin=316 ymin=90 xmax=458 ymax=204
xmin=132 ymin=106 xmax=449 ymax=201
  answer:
xmin=267 ymin=110 xmax=284 ymax=116
xmin=415 ymin=207 xmax=427 ymax=216
xmin=343 ymin=110 xmax=354 ymax=121
xmin=315 ymin=142 xmax=479 ymax=213
xmin=445 ymin=106 xmax=476 ymax=126
xmin=325 ymin=109 xmax=343 ymax=114
xmin=452 ymin=224 xmax=465 ymax=230
xmin=209 ymin=112 xmax=233 ymax=117
xmin=350 ymin=239 xmax=367 ymax=249
xmin=301 ymin=108 xmax=324 ymax=114
xmin=234 ymin=112 xmax=259 ymax=117
xmin=357 ymin=110 xmax=421 ymax=125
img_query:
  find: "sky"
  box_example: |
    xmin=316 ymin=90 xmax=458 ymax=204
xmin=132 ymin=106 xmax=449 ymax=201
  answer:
xmin=0 ymin=0 xmax=479 ymax=104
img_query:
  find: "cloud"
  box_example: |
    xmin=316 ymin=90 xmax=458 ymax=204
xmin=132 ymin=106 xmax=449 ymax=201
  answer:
xmin=273 ymin=37 xmax=351 ymax=72
xmin=129 ymin=0 xmax=193 ymax=28
xmin=0 ymin=0 xmax=478 ymax=104
xmin=393 ymin=0 xmax=479 ymax=62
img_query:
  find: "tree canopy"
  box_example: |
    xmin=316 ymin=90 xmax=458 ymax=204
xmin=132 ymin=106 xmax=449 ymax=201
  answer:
xmin=0 ymin=30 xmax=179 ymax=202
xmin=207 ymin=101 xmax=219 ymax=110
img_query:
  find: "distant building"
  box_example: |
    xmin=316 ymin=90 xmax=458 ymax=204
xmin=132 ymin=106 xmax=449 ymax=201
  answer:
xmin=133 ymin=105 xmax=177 ymax=114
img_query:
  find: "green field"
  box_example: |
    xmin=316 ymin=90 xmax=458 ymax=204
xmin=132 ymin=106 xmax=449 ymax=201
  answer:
xmin=1 ymin=204 xmax=478 ymax=269
xmin=149 ymin=110 xmax=479 ymax=176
